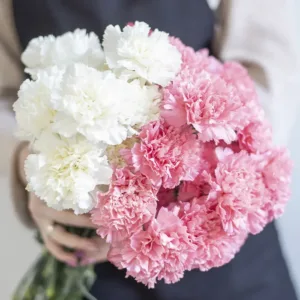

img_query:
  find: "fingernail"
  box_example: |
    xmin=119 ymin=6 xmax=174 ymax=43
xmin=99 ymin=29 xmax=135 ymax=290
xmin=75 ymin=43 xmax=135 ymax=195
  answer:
xmin=67 ymin=260 xmax=77 ymax=267
xmin=80 ymin=258 xmax=96 ymax=266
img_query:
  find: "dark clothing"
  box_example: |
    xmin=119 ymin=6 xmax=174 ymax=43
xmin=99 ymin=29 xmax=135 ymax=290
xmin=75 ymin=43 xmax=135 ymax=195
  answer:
xmin=13 ymin=0 xmax=214 ymax=53
xmin=90 ymin=223 xmax=297 ymax=300
xmin=12 ymin=0 xmax=297 ymax=299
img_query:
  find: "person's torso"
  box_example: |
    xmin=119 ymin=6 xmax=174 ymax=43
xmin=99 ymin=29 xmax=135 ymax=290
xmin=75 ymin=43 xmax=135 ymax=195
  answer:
xmin=13 ymin=0 xmax=215 ymax=52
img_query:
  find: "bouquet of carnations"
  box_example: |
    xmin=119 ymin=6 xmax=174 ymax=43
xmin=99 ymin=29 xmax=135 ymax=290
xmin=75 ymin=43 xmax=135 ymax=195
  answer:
xmin=13 ymin=21 xmax=292 ymax=299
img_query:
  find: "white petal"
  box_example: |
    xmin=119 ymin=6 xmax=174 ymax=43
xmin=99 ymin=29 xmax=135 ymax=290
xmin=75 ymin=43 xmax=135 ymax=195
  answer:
xmin=103 ymin=25 xmax=122 ymax=68
xmin=52 ymin=112 xmax=78 ymax=138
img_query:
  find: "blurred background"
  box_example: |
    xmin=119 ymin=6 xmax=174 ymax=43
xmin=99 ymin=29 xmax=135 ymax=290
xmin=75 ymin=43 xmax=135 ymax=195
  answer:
xmin=0 ymin=2 xmax=300 ymax=300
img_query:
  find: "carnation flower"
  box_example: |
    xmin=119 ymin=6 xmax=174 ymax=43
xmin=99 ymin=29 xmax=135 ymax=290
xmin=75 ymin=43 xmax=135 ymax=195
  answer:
xmin=92 ymin=168 xmax=158 ymax=243
xmin=108 ymin=207 xmax=196 ymax=288
xmin=262 ymin=148 xmax=292 ymax=221
xmin=13 ymin=68 xmax=62 ymax=141
xmin=125 ymin=120 xmax=201 ymax=189
xmin=103 ymin=21 xmax=182 ymax=87
xmin=213 ymin=148 xmax=269 ymax=235
xmin=178 ymin=199 xmax=247 ymax=271
xmin=51 ymin=64 xmax=161 ymax=145
xmin=25 ymin=134 xmax=112 ymax=214
xmin=22 ymin=29 xmax=104 ymax=76
xmin=238 ymin=121 xmax=273 ymax=153
xmin=162 ymin=70 xmax=251 ymax=143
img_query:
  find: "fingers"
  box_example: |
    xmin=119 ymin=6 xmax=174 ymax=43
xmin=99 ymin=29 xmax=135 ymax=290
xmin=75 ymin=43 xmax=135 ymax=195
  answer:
xmin=44 ymin=237 xmax=77 ymax=266
xmin=29 ymin=193 xmax=96 ymax=228
xmin=28 ymin=191 xmax=101 ymax=266
xmin=80 ymin=237 xmax=110 ymax=266
xmin=47 ymin=209 xmax=97 ymax=228
xmin=50 ymin=225 xmax=98 ymax=252
xmin=37 ymin=220 xmax=76 ymax=265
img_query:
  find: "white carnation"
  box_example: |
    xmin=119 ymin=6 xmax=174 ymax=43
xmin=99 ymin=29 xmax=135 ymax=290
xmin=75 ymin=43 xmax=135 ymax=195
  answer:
xmin=13 ymin=68 xmax=62 ymax=141
xmin=103 ymin=21 xmax=182 ymax=87
xmin=52 ymin=64 xmax=161 ymax=145
xmin=22 ymin=29 xmax=104 ymax=77
xmin=25 ymin=134 xmax=112 ymax=214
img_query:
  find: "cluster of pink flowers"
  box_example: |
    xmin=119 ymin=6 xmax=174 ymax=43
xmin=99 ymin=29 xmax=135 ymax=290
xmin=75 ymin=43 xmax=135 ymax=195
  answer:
xmin=91 ymin=36 xmax=292 ymax=288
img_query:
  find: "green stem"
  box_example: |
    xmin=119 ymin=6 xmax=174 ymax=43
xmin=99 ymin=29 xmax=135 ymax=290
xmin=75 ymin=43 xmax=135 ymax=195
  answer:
xmin=78 ymin=275 xmax=97 ymax=300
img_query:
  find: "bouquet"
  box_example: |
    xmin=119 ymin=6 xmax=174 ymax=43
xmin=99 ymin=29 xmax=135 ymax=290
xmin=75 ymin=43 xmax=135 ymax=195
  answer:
xmin=13 ymin=21 xmax=292 ymax=298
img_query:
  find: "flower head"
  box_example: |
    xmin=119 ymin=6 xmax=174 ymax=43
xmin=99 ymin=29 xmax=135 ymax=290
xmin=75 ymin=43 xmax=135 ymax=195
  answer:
xmin=178 ymin=199 xmax=247 ymax=271
xmin=108 ymin=207 xmax=196 ymax=288
xmin=103 ymin=22 xmax=182 ymax=86
xmin=22 ymin=29 xmax=104 ymax=76
xmin=125 ymin=120 xmax=201 ymax=189
xmin=213 ymin=148 xmax=269 ymax=235
xmin=13 ymin=68 xmax=62 ymax=141
xmin=92 ymin=167 xmax=158 ymax=243
xmin=25 ymin=134 xmax=112 ymax=214
xmin=162 ymin=70 xmax=251 ymax=143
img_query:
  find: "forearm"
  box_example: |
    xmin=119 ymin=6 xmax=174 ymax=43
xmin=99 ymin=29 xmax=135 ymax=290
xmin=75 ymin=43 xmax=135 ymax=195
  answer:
xmin=11 ymin=141 xmax=35 ymax=228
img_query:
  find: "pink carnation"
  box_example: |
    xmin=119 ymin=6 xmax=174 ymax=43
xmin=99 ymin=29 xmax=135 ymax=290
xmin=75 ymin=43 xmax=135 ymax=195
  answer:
xmin=238 ymin=121 xmax=273 ymax=153
xmin=213 ymin=148 xmax=269 ymax=235
xmin=127 ymin=120 xmax=201 ymax=189
xmin=162 ymin=70 xmax=251 ymax=143
xmin=108 ymin=207 xmax=196 ymax=288
xmin=262 ymin=148 xmax=292 ymax=221
xmin=178 ymin=199 xmax=247 ymax=271
xmin=91 ymin=168 xmax=157 ymax=243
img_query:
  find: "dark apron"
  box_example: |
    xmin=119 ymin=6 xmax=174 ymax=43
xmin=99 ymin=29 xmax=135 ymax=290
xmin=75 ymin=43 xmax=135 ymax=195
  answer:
xmin=13 ymin=1 xmax=297 ymax=299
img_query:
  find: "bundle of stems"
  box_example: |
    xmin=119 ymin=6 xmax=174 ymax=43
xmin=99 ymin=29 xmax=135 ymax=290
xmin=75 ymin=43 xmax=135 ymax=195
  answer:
xmin=13 ymin=227 xmax=97 ymax=300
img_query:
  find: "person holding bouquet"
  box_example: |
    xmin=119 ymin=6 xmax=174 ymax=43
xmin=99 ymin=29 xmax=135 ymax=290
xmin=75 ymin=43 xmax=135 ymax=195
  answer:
xmin=1 ymin=0 xmax=299 ymax=299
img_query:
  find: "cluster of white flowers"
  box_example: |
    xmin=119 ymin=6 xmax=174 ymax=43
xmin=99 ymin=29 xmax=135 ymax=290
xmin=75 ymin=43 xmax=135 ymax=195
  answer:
xmin=51 ymin=63 xmax=161 ymax=145
xmin=14 ymin=22 xmax=182 ymax=213
xmin=21 ymin=29 xmax=105 ymax=77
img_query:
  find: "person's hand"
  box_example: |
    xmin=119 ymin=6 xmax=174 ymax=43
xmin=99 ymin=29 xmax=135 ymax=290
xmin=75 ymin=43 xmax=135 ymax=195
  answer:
xmin=28 ymin=192 xmax=109 ymax=266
